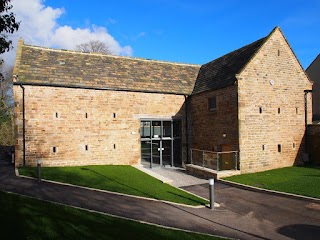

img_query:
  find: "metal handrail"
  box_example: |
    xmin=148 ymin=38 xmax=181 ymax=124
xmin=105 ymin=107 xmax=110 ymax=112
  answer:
xmin=190 ymin=148 xmax=238 ymax=171
xmin=190 ymin=148 xmax=238 ymax=154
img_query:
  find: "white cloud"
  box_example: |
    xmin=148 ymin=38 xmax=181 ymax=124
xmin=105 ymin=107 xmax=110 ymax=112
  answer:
xmin=1 ymin=0 xmax=132 ymax=65
xmin=51 ymin=25 xmax=132 ymax=55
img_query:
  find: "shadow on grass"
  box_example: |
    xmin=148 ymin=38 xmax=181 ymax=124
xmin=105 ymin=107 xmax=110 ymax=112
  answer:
xmin=80 ymin=167 xmax=204 ymax=205
xmin=300 ymin=164 xmax=320 ymax=170
xmin=80 ymin=167 xmax=157 ymax=200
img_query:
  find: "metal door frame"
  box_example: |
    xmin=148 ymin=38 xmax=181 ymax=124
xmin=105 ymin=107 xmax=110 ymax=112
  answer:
xmin=140 ymin=119 xmax=174 ymax=168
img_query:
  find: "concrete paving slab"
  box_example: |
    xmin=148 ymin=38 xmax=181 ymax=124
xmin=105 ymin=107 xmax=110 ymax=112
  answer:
xmin=147 ymin=166 xmax=208 ymax=187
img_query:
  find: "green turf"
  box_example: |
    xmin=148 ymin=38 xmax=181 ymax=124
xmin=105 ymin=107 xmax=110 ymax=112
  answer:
xmin=0 ymin=191 xmax=225 ymax=240
xmin=19 ymin=165 xmax=208 ymax=206
xmin=223 ymin=166 xmax=320 ymax=198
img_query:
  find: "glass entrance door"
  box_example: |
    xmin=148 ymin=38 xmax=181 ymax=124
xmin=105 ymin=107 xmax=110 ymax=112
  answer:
xmin=162 ymin=140 xmax=172 ymax=167
xmin=151 ymin=140 xmax=161 ymax=167
xmin=140 ymin=119 xmax=180 ymax=168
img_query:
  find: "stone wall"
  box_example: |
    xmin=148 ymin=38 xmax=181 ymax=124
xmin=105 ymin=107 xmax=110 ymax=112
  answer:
xmin=307 ymin=124 xmax=320 ymax=164
xmin=237 ymin=28 xmax=312 ymax=173
xmin=306 ymin=54 xmax=320 ymax=121
xmin=190 ymin=85 xmax=239 ymax=152
xmin=14 ymin=85 xmax=186 ymax=166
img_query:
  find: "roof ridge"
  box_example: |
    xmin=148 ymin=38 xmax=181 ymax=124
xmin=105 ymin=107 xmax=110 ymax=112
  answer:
xmin=21 ymin=43 xmax=201 ymax=67
xmin=204 ymin=36 xmax=267 ymax=67
xmin=192 ymin=31 xmax=269 ymax=95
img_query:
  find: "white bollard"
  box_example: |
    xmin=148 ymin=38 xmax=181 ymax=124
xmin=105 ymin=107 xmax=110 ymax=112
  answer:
xmin=209 ymin=178 xmax=215 ymax=209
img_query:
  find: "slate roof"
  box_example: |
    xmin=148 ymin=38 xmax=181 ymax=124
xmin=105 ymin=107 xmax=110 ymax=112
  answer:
xmin=14 ymin=42 xmax=200 ymax=95
xmin=192 ymin=37 xmax=267 ymax=95
xmin=306 ymin=54 xmax=320 ymax=72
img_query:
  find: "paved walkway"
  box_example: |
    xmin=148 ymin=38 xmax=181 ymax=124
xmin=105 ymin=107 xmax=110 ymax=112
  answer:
xmin=1 ymin=158 xmax=320 ymax=240
xmin=137 ymin=165 xmax=208 ymax=187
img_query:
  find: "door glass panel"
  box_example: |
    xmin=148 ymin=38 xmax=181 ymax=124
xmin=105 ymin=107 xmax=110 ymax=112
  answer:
xmin=152 ymin=140 xmax=161 ymax=166
xmin=173 ymin=120 xmax=182 ymax=167
xmin=152 ymin=121 xmax=161 ymax=138
xmin=141 ymin=141 xmax=151 ymax=167
xmin=173 ymin=120 xmax=181 ymax=138
xmin=173 ymin=139 xmax=182 ymax=167
xmin=162 ymin=140 xmax=172 ymax=166
xmin=140 ymin=121 xmax=151 ymax=138
xmin=163 ymin=121 xmax=171 ymax=138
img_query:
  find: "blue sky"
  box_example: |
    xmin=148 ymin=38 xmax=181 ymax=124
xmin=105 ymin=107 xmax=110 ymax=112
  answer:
xmin=4 ymin=0 xmax=320 ymax=68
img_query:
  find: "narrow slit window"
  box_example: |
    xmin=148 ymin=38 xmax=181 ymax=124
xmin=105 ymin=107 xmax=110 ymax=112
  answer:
xmin=85 ymin=145 xmax=88 ymax=151
xmin=278 ymin=108 xmax=281 ymax=114
xmin=259 ymin=107 xmax=262 ymax=114
xmin=85 ymin=113 xmax=88 ymax=118
xmin=278 ymin=50 xmax=280 ymax=56
xmin=278 ymin=144 xmax=282 ymax=153
xmin=113 ymin=144 xmax=116 ymax=149
xmin=296 ymin=108 xmax=298 ymax=114
xmin=55 ymin=112 xmax=59 ymax=118
xmin=113 ymin=113 xmax=116 ymax=118
xmin=293 ymin=143 xmax=296 ymax=149
xmin=53 ymin=147 xmax=56 ymax=153
xmin=262 ymin=145 xmax=265 ymax=151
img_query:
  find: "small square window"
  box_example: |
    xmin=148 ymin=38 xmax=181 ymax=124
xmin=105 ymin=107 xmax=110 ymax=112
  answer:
xmin=208 ymin=97 xmax=217 ymax=111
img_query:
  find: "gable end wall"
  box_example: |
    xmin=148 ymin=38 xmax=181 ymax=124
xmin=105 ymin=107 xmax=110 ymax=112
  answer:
xmin=238 ymin=28 xmax=312 ymax=173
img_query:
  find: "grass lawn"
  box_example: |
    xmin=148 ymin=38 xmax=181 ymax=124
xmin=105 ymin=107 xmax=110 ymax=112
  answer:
xmin=0 ymin=191 xmax=225 ymax=240
xmin=223 ymin=166 xmax=320 ymax=198
xmin=19 ymin=165 xmax=208 ymax=206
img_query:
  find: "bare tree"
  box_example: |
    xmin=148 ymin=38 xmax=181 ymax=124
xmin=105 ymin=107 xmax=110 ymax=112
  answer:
xmin=75 ymin=40 xmax=112 ymax=54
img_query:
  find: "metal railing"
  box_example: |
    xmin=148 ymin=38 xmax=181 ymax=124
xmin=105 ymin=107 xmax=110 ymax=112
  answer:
xmin=190 ymin=149 xmax=238 ymax=171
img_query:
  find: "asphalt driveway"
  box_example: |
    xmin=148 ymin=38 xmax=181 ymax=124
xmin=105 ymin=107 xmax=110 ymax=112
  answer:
xmin=182 ymin=183 xmax=320 ymax=240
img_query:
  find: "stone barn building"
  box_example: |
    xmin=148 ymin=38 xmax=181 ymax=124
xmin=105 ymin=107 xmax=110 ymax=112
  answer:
xmin=13 ymin=27 xmax=312 ymax=174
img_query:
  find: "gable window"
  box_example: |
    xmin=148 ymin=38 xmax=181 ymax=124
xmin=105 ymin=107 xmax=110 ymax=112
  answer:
xmin=208 ymin=97 xmax=217 ymax=111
